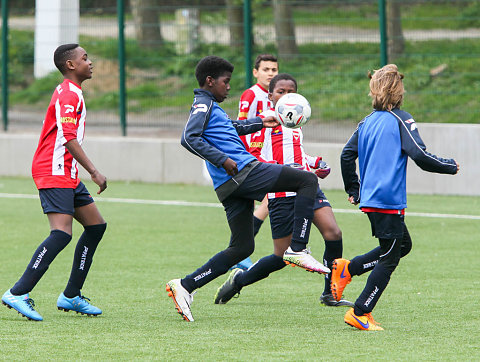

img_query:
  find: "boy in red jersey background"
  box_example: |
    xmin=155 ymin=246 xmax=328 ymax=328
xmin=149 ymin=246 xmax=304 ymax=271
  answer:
xmin=2 ymin=44 xmax=107 ymax=321
xmin=232 ymin=54 xmax=279 ymax=270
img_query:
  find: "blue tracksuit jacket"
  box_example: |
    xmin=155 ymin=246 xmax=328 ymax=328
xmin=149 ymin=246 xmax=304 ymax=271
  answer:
xmin=181 ymin=89 xmax=264 ymax=189
xmin=341 ymin=109 xmax=457 ymax=209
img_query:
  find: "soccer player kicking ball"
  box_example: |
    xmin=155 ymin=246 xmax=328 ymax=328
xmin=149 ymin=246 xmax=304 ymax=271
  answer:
xmin=335 ymin=64 xmax=459 ymax=331
xmin=2 ymin=44 xmax=107 ymax=321
xmin=232 ymin=54 xmax=279 ymax=271
xmin=166 ymin=56 xmax=327 ymax=322
xmin=214 ymin=73 xmax=352 ymax=307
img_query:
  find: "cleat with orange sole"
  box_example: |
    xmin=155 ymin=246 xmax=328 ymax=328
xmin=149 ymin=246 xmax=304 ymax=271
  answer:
xmin=283 ymin=247 xmax=330 ymax=274
xmin=344 ymin=308 xmax=383 ymax=331
xmin=331 ymin=258 xmax=352 ymax=301
xmin=166 ymin=279 xmax=195 ymax=322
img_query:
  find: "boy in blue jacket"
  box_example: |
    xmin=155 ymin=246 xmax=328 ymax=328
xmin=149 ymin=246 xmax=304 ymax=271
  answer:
xmin=335 ymin=64 xmax=459 ymax=330
xmin=166 ymin=56 xmax=328 ymax=322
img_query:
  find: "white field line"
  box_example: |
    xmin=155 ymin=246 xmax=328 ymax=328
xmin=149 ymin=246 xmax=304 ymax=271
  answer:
xmin=1 ymin=193 xmax=479 ymax=220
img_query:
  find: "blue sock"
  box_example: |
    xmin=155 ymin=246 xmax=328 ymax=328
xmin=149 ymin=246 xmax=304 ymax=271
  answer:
xmin=11 ymin=230 xmax=72 ymax=295
xmin=236 ymin=254 xmax=286 ymax=288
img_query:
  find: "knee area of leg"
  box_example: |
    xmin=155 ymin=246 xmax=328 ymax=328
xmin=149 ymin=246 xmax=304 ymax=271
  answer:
xmin=242 ymin=244 xmax=255 ymax=260
xmin=378 ymin=256 xmax=400 ymax=274
xmin=324 ymin=228 xmax=342 ymax=241
xmin=401 ymin=238 xmax=412 ymax=257
xmin=85 ymin=223 xmax=107 ymax=240
xmin=51 ymin=229 xmax=73 ymax=244
xmin=303 ymin=172 xmax=318 ymax=186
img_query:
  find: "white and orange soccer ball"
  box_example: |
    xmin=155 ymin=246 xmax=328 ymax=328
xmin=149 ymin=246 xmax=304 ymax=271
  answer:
xmin=274 ymin=93 xmax=311 ymax=129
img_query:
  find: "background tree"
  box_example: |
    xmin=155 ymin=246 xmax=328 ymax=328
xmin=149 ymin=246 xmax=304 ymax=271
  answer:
xmin=130 ymin=0 xmax=162 ymax=49
xmin=273 ymin=0 xmax=298 ymax=58
xmin=387 ymin=0 xmax=405 ymax=60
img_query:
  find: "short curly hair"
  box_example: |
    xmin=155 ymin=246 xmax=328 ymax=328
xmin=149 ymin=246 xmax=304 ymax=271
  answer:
xmin=195 ymin=56 xmax=234 ymax=87
xmin=269 ymin=73 xmax=297 ymax=93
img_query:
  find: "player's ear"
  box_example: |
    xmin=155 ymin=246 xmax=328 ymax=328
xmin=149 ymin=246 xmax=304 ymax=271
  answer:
xmin=252 ymin=68 xmax=258 ymax=78
xmin=65 ymin=59 xmax=75 ymax=71
xmin=268 ymin=92 xmax=273 ymax=101
xmin=205 ymin=75 xmax=215 ymax=87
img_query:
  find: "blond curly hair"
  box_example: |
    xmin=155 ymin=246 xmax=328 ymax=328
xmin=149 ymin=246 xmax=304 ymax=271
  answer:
xmin=368 ymin=64 xmax=405 ymax=111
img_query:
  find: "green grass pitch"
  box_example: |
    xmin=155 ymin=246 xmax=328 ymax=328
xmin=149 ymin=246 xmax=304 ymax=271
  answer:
xmin=0 ymin=177 xmax=479 ymax=360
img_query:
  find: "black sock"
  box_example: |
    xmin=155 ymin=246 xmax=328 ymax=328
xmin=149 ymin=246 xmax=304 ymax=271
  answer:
xmin=253 ymin=216 xmax=264 ymax=237
xmin=11 ymin=230 xmax=72 ymax=296
xmin=236 ymin=254 xmax=286 ymax=288
xmin=290 ymin=194 xmax=314 ymax=251
xmin=354 ymin=263 xmax=391 ymax=315
xmin=349 ymin=246 xmax=381 ymax=276
xmin=63 ymin=223 xmax=106 ymax=298
xmin=323 ymin=239 xmax=342 ymax=295
xmin=181 ymin=251 xmax=232 ymax=293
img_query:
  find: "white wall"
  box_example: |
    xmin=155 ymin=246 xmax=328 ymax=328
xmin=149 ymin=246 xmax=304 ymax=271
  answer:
xmin=34 ymin=0 xmax=79 ymax=78
xmin=0 ymin=123 xmax=476 ymax=195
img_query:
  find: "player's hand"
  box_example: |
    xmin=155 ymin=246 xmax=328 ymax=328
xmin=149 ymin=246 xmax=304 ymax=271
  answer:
xmin=312 ymin=156 xmax=323 ymax=169
xmin=223 ymin=158 xmax=238 ymax=176
xmin=262 ymin=115 xmax=279 ymax=128
xmin=455 ymin=161 xmax=460 ymax=174
xmin=348 ymin=195 xmax=359 ymax=205
xmin=313 ymin=160 xmax=331 ymax=179
xmin=91 ymin=170 xmax=107 ymax=194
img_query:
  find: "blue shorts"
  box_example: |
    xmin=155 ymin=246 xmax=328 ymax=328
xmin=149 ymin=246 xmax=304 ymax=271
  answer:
xmin=268 ymin=187 xmax=331 ymax=239
xmin=38 ymin=182 xmax=94 ymax=215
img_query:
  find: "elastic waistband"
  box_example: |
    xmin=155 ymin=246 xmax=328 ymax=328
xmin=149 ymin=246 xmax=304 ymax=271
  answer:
xmin=361 ymin=207 xmax=405 ymax=215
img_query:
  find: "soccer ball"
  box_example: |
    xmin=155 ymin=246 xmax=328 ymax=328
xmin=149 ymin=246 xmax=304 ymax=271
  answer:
xmin=275 ymin=93 xmax=311 ymax=129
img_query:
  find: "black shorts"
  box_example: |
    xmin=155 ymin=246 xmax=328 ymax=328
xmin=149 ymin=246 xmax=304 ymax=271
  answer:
xmin=366 ymin=212 xmax=405 ymax=239
xmin=222 ymin=162 xmax=283 ymax=221
xmin=268 ymin=187 xmax=331 ymax=239
xmin=38 ymin=182 xmax=94 ymax=215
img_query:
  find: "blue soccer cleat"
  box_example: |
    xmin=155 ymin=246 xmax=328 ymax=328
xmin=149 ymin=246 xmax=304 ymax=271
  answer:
xmin=2 ymin=289 xmax=43 ymax=321
xmin=229 ymin=256 xmax=254 ymax=271
xmin=57 ymin=293 xmax=102 ymax=316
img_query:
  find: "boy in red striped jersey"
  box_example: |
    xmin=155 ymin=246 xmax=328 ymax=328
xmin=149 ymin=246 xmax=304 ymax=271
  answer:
xmin=2 ymin=44 xmax=107 ymax=321
xmin=231 ymin=54 xmax=279 ymax=271
xmin=214 ymin=73 xmax=353 ymax=307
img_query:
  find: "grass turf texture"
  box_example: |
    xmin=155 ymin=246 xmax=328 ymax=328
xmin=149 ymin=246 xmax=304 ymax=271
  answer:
xmin=0 ymin=177 xmax=479 ymax=360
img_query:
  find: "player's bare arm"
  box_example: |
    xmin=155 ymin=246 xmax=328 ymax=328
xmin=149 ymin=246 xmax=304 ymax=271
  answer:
xmin=65 ymin=139 xmax=107 ymax=194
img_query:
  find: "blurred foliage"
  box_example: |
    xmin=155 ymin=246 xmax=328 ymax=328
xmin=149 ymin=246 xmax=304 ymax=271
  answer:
xmin=2 ymin=1 xmax=480 ymax=124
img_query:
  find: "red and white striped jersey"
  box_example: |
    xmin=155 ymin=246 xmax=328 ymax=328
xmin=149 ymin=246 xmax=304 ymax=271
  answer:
xmin=32 ymin=79 xmax=86 ymax=189
xmin=250 ymin=109 xmax=318 ymax=199
xmin=238 ymin=83 xmax=273 ymax=151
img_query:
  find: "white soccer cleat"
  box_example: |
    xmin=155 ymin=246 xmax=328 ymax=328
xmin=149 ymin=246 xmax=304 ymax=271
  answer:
xmin=283 ymin=247 xmax=331 ymax=274
xmin=166 ymin=279 xmax=195 ymax=322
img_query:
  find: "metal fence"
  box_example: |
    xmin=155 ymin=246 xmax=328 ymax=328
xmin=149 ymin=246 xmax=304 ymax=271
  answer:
xmin=1 ymin=0 xmax=480 ymax=141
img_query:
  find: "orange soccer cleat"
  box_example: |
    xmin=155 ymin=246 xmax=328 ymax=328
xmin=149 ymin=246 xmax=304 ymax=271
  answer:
xmin=344 ymin=308 xmax=383 ymax=331
xmin=330 ymin=258 xmax=352 ymax=301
